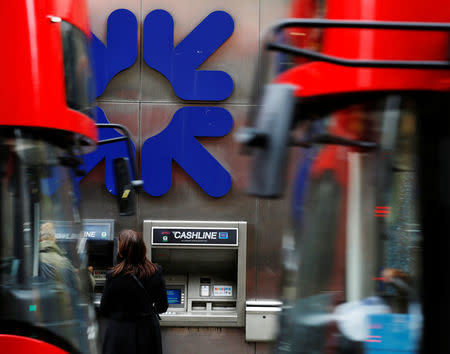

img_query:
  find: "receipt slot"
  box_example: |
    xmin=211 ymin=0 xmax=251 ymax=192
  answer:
xmin=143 ymin=220 xmax=247 ymax=327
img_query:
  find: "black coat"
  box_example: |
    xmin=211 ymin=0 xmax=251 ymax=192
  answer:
xmin=99 ymin=265 xmax=168 ymax=354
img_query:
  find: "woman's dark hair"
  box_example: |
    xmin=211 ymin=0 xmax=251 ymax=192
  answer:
xmin=112 ymin=229 xmax=157 ymax=279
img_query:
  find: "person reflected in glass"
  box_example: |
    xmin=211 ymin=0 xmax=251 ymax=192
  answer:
xmin=88 ymin=265 xmax=96 ymax=293
xmin=39 ymin=222 xmax=78 ymax=290
xmin=99 ymin=229 xmax=168 ymax=354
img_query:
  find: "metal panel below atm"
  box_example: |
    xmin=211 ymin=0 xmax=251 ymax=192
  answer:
xmin=245 ymin=300 xmax=282 ymax=342
xmin=143 ymin=220 xmax=247 ymax=327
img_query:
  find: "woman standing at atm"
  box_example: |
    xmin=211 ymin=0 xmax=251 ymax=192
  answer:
xmin=99 ymin=230 xmax=168 ymax=354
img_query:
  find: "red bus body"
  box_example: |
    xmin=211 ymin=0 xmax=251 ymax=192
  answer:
xmin=0 ymin=1 xmax=98 ymax=352
xmin=0 ymin=335 xmax=69 ymax=354
xmin=0 ymin=0 xmax=97 ymax=143
xmin=278 ymin=0 xmax=450 ymax=97
xmin=246 ymin=0 xmax=450 ymax=353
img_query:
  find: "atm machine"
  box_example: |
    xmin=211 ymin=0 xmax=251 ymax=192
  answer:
xmin=82 ymin=219 xmax=115 ymax=307
xmin=41 ymin=219 xmax=115 ymax=306
xmin=143 ymin=220 xmax=247 ymax=327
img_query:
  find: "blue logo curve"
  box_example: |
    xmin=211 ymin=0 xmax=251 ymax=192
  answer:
xmin=142 ymin=107 xmax=233 ymax=197
xmin=143 ymin=10 xmax=234 ymax=101
xmin=91 ymin=9 xmax=138 ymax=97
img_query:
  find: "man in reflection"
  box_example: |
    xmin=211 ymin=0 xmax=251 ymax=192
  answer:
xmin=39 ymin=222 xmax=78 ymax=290
xmin=88 ymin=265 xmax=96 ymax=293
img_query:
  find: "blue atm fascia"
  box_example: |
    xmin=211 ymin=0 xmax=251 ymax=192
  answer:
xmin=80 ymin=9 xmax=235 ymax=197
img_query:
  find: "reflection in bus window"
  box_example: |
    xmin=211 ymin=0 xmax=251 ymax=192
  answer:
xmin=0 ymin=137 xmax=96 ymax=353
xmin=276 ymin=95 xmax=423 ymax=354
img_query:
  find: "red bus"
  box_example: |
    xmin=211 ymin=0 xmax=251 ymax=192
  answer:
xmin=242 ymin=0 xmax=449 ymax=352
xmin=0 ymin=1 xmax=138 ymax=352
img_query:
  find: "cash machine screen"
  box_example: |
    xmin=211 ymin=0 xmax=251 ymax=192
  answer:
xmin=167 ymin=289 xmax=182 ymax=305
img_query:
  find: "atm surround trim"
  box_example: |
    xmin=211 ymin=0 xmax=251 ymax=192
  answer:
xmin=143 ymin=220 xmax=247 ymax=327
xmin=151 ymin=226 xmax=239 ymax=246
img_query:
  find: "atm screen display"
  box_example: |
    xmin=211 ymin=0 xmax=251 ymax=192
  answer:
xmin=167 ymin=289 xmax=181 ymax=305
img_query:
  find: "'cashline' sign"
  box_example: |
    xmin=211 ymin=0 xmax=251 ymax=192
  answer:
xmin=47 ymin=220 xmax=114 ymax=241
xmin=152 ymin=228 xmax=238 ymax=246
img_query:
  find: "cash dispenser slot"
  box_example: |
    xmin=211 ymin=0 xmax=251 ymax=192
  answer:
xmin=144 ymin=220 xmax=247 ymax=327
xmin=192 ymin=301 xmax=207 ymax=311
xmin=212 ymin=302 xmax=236 ymax=311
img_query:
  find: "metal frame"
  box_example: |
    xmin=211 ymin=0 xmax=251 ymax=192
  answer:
xmin=95 ymin=123 xmax=140 ymax=183
xmin=265 ymin=19 xmax=450 ymax=69
xmin=244 ymin=20 xmax=450 ymax=153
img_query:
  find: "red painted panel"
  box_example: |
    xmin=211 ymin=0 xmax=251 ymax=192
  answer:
xmin=0 ymin=0 xmax=97 ymax=142
xmin=49 ymin=0 xmax=91 ymax=37
xmin=0 ymin=335 xmax=69 ymax=354
xmin=276 ymin=62 xmax=450 ymax=97
xmin=283 ymin=0 xmax=450 ymax=97
xmin=323 ymin=0 xmax=449 ymax=61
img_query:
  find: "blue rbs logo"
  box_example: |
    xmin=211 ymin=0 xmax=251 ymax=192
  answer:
xmin=79 ymin=9 xmax=234 ymax=197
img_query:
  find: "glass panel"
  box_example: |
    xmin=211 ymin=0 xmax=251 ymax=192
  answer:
xmin=258 ymin=0 xmax=328 ymax=91
xmin=61 ymin=21 xmax=96 ymax=119
xmin=277 ymin=94 xmax=423 ymax=353
xmin=0 ymin=136 xmax=97 ymax=353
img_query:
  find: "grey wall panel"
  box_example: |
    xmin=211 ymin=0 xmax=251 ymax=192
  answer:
xmin=79 ymin=161 xmax=119 ymax=220
xmin=140 ymin=0 xmax=259 ymax=104
xmin=161 ymin=328 xmax=255 ymax=354
xmin=245 ymin=220 xmax=258 ymax=301
xmin=258 ymin=0 xmax=293 ymax=95
xmin=79 ymin=102 xmax=140 ymax=234
xmin=260 ymin=0 xmax=292 ymax=35
xmin=88 ymin=0 xmax=142 ymax=101
xmin=254 ymin=198 xmax=288 ymax=300
xmin=97 ymin=101 xmax=140 ymax=138
xmin=88 ymin=0 xmax=140 ymax=40
xmin=79 ymin=162 xmax=138 ymax=234
xmin=256 ymin=342 xmax=275 ymax=354
xmin=253 ymin=148 xmax=301 ymax=300
xmin=97 ymin=101 xmax=141 ymax=165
